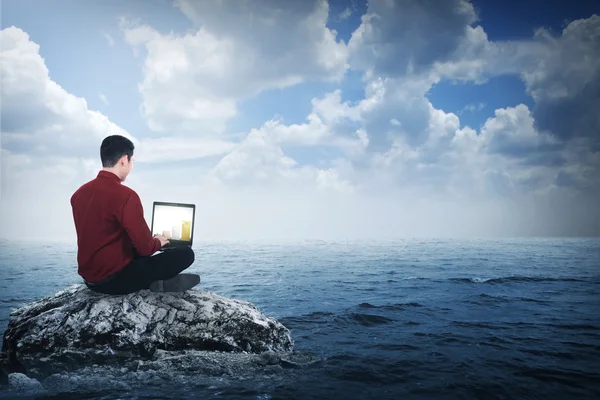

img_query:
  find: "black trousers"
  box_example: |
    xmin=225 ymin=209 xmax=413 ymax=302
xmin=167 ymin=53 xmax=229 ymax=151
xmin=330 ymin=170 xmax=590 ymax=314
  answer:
xmin=85 ymin=246 xmax=195 ymax=295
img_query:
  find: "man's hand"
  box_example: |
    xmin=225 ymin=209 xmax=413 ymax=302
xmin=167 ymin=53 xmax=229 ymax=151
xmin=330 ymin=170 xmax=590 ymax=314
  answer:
xmin=154 ymin=234 xmax=170 ymax=247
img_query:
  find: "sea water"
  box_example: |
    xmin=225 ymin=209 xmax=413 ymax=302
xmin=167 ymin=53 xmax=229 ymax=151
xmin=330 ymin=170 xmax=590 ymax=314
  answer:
xmin=0 ymin=238 xmax=599 ymax=399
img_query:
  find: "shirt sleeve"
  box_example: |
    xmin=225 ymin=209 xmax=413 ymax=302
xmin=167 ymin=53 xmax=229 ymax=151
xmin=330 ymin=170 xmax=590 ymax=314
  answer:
xmin=118 ymin=191 xmax=161 ymax=256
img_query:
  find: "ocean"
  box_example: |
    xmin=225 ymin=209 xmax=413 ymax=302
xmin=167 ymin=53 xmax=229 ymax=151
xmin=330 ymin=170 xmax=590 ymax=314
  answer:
xmin=1 ymin=238 xmax=599 ymax=399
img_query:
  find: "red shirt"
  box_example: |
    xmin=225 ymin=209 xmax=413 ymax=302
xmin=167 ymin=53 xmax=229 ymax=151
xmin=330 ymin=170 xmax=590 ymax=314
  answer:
xmin=70 ymin=170 xmax=161 ymax=282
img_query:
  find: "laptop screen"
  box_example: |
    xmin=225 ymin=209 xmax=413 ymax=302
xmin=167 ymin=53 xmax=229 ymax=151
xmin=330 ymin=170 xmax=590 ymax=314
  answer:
xmin=150 ymin=202 xmax=196 ymax=245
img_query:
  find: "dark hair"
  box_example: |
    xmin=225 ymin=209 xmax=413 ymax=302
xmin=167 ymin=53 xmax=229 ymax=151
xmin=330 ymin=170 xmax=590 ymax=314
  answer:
xmin=100 ymin=135 xmax=134 ymax=167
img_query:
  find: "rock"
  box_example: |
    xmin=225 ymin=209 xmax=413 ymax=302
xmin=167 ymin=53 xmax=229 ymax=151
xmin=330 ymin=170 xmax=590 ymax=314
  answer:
xmin=1 ymin=284 xmax=294 ymax=378
xmin=8 ymin=372 xmax=45 ymax=394
xmin=0 ymin=351 xmax=7 ymax=385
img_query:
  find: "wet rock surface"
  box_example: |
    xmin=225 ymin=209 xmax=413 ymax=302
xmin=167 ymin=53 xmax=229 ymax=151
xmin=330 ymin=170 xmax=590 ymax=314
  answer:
xmin=1 ymin=284 xmax=306 ymax=393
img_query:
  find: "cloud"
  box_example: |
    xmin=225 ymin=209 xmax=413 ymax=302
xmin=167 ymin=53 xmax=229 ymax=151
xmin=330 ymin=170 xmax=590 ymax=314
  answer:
xmin=522 ymin=15 xmax=600 ymax=145
xmin=1 ymin=26 xmax=235 ymax=164
xmin=120 ymin=0 xmax=348 ymax=134
xmin=283 ymin=73 xmax=447 ymax=153
xmin=521 ymin=16 xmax=600 ymax=104
xmin=345 ymin=7 xmax=598 ymax=202
xmin=135 ymin=137 xmax=236 ymax=163
xmin=457 ymin=102 xmax=485 ymax=115
xmin=430 ymin=12 xmax=600 ymax=147
xmin=479 ymin=104 xmax=563 ymax=164
xmin=0 ymin=26 xmax=136 ymax=160
xmin=348 ymin=0 xmax=478 ymax=76
xmin=339 ymin=7 xmax=352 ymax=20
xmin=208 ymin=124 xmax=356 ymax=193
xmin=99 ymin=93 xmax=109 ymax=105
xmin=103 ymin=32 xmax=115 ymax=47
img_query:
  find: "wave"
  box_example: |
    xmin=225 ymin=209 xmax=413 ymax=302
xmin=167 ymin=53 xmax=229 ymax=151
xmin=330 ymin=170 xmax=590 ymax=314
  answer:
xmin=343 ymin=313 xmax=396 ymax=327
xmin=449 ymin=276 xmax=586 ymax=284
xmin=365 ymin=276 xmax=587 ymax=285
xmin=278 ymin=311 xmax=335 ymax=326
xmin=452 ymin=320 xmax=600 ymax=332
xmin=358 ymin=302 xmax=423 ymax=310
xmin=465 ymin=293 xmax=552 ymax=306
xmin=0 ymin=297 xmax=28 ymax=305
xmin=282 ymin=302 xmax=425 ymax=329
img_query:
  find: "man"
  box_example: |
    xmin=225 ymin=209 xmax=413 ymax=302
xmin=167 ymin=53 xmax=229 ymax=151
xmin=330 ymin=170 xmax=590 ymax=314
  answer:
xmin=70 ymin=134 xmax=200 ymax=295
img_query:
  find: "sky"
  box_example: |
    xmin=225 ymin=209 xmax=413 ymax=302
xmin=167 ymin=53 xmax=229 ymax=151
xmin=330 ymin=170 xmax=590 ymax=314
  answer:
xmin=1 ymin=0 xmax=599 ymax=242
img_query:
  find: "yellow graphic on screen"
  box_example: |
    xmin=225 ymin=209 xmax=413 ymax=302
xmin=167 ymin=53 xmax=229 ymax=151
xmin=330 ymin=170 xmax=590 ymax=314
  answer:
xmin=181 ymin=220 xmax=191 ymax=241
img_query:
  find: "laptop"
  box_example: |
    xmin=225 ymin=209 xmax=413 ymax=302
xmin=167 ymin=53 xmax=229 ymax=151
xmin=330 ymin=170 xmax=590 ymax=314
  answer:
xmin=150 ymin=201 xmax=196 ymax=251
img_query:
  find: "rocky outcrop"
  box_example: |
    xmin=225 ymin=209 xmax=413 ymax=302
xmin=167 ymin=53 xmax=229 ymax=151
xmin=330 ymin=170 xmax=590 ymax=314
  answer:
xmin=1 ymin=284 xmax=294 ymax=379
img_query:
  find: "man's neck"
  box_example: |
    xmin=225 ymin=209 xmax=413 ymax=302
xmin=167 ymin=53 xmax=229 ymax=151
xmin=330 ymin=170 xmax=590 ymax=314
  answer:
xmin=101 ymin=168 xmax=123 ymax=181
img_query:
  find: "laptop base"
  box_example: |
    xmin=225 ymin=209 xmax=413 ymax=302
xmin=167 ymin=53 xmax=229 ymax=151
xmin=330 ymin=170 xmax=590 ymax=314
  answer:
xmin=158 ymin=244 xmax=192 ymax=252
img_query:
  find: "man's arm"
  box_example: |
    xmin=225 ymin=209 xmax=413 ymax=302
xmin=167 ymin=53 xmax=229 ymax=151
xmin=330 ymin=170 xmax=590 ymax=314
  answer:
xmin=118 ymin=192 xmax=161 ymax=256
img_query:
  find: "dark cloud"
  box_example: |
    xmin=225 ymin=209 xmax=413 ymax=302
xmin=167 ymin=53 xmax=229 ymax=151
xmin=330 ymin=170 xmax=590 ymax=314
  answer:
xmin=520 ymin=15 xmax=600 ymax=147
xmin=478 ymin=104 xmax=567 ymax=169
xmin=555 ymin=170 xmax=581 ymax=189
xmin=348 ymin=0 xmax=477 ymax=76
xmin=532 ymin=72 xmax=600 ymax=147
xmin=516 ymin=151 xmax=566 ymax=168
xmin=487 ymin=136 xmax=566 ymax=166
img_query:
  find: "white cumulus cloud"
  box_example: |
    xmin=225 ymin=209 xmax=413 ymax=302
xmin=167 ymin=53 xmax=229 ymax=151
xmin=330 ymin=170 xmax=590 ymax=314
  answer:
xmin=120 ymin=0 xmax=348 ymax=134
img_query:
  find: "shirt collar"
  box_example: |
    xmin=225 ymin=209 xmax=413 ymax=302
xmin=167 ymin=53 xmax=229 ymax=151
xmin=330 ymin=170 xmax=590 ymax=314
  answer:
xmin=97 ymin=170 xmax=122 ymax=182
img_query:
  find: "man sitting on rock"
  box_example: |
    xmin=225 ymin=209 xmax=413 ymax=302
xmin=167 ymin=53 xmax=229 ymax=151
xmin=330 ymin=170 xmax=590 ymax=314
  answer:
xmin=70 ymin=134 xmax=200 ymax=295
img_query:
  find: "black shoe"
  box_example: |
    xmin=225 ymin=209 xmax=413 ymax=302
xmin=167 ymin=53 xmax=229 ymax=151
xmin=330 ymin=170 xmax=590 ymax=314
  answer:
xmin=149 ymin=273 xmax=200 ymax=292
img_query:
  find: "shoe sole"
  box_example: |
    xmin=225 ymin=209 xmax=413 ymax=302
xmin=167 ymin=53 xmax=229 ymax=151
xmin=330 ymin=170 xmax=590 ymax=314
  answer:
xmin=149 ymin=273 xmax=200 ymax=292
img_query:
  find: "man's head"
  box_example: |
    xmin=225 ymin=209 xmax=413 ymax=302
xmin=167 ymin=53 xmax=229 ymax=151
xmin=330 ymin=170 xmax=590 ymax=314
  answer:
xmin=100 ymin=135 xmax=135 ymax=181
